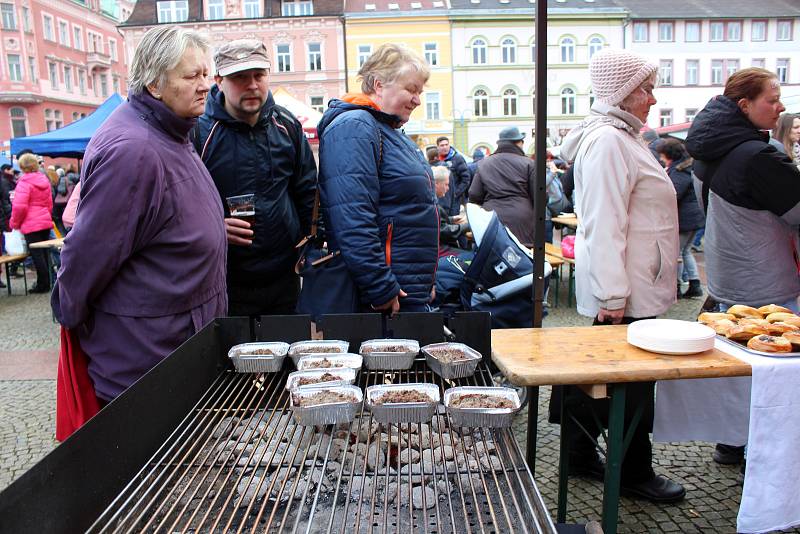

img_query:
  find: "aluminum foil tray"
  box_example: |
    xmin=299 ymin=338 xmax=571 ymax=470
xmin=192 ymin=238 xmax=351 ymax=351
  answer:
xmin=444 ymin=387 xmax=521 ymax=428
xmin=295 ymin=353 xmax=363 ymax=373
xmin=288 ymin=340 xmax=350 ymax=366
xmin=366 ymin=383 xmax=440 ymax=424
xmin=717 ymin=335 xmax=800 ymax=358
xmin=290 ymin=384 xmax=363 ymax=426
xmin=359 ymin=339 xmax=420 ymax=370
xmin=228 ymin=342 xmax=290 ymax=373
xmin=285 ymin=368 xmax=357 ymax=391
xmin=422 ymin=342 xmax=482 ymax=379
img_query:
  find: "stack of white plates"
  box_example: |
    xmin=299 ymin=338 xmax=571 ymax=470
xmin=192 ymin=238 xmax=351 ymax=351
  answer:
xmin=626 ymin=319 xmax=716 ymax=355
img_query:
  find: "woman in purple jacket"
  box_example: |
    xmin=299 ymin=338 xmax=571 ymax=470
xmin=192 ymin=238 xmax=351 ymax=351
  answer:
xmin=52 ymin=26 xmax=227 ymax=403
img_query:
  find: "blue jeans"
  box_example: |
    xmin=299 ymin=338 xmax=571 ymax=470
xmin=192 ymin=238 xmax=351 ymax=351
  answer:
xmin=693 ymin=228 xmax=704 ymax=247
xmin=677 ymin=230 xmax=700 ymax=282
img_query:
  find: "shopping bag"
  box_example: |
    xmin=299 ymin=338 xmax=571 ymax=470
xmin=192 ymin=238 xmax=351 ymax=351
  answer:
xmin=3 ymin=230 xmax=26 ymax=255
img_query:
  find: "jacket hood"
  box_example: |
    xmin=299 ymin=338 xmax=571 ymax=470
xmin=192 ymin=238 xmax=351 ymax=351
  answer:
xmin=685 ymin=96 xmax=767 ymax=161
xmin=206 ymin=84 xmax=276 ymax=124
xmin=317 ymin=97 xmax=403 ymax=139
xmin=561 ymin=102 xmax=643 ymax=162
xmin=20 ymin=171 xmax=51 ymax=191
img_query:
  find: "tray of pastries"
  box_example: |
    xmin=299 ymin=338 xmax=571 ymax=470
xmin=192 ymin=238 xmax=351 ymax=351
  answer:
xmin=697 ymin=304 xmax=800 ymax=357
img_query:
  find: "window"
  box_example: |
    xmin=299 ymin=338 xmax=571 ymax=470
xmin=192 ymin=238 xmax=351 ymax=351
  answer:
xmin=659 ymin=60 xmax=673 ymax=86
xmin=1 ymin=3 xmax=16 ymax=30
xmin=43 ymin=14 xmax=54 ymax=41
xmin=658 ymin=22 xmax=674 ymax=42
xmin=752 ymin=58 xmax=765 ymax=69
xmin=560 ymin=87 xmax=575 ymax=115
xmin=426 ymin=92 xmax=440 ymax=120
xmin=424 ymin=43 xmax=437 ymax=66
xmin=64 ymin=65 xmax=72 ymax=92
xmin=686 ymin=59 xmax=699 ymax=85
xmin=726 ymin=59 xmax=739 ymax=79
xmin=112 ymin=76 xmax=120 ymax=94
xmin=685 ymin=108 xmax=698 ymax=122
xmin=711 ymin=60 xmax=723 ymax=85
xmin=45 ymin=109 xmax=62 ymax=131
xmin=472 ymin=39 xmax=487 ymax=65
xmin=710 ymin=59 xmax=739 ymax=84
xmin=10 ymin=107 xmax=26 ymax=138
xmin=72 ymin=112 xmax=80 ymax=122
xmin=48 ymin=62 xmax=58 ymax=89
xmin=751 ymin=20 xmax=767 ymax=41
xmin=73 ymin=26 xmax=83 ymax=50
xmin=559 ymin=37 xmax=574 ymax=63
xmin=207 ymin=0 xmax=224 ymax=19
xmin=281 ymin=0 xmax=313 ymax=16
xmin=357 ymin=45 xmax=372 ymax=67
xmin=777 ymin=19 xmax=792 ymax=41
xmin=100 ymin=73 xmax=108 ymax=97
xmin=530 ymin=42 xmax=536 ymax=63
xmin=21 ymin=6 xmax=29 ymax=31
xmin=156 ymin=1 xmax=188 ymax=23
xmin=307 ymin=43 xmax=321 ymax=71
xmin=710 ymin=21 xmax=743 ymax=41
xmin=588 ymin=36 xmax=603 ymax=59
xmin=78 ymin=69 xmax=86 ymax=94
xmin=108 ymin=39 xmax=117 ymax=61
xmin=244 ymin=0 xmax=261 ymax=17
xmin=777 ymin=59 xmax=789 ymax=84
xmin=685 ymin=21 xmax=700 ymax=42
xmin=633 ymin=22 xmax=648 ymax=42
xmin=709 ymin=22 xmax=724 ymax=41
xmin=310 ymin=96 xmax=324 ymax=114
xmin=7 ymin=54 xmax=21 ymax=82
xmin=660 ymin=109 xmax=673 ymax=127
xmin=503 ymin=89 xmax=517 ymax=116
xmin=501 ymin=38 xmax=516 ymax=64
xmin=276 ymin=44 xmax=291 ymax=72
xmin=473 ymin=89 xmax=488 ymax=117
xmin=726 ymin=21 xmax=742 ymax=41
xmin=59 ymin=20 xmax=69 ymax=46
xmin=28 ymin=56 xmax=35 ymax=82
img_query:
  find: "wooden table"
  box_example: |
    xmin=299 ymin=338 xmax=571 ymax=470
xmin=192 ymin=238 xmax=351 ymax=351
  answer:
xmin=492 ymin=326 xmax=752 ymax=534
xmin=551 ymin=215 xmax=579 ymax=229
xmin=27 ymin=238 xmax=64 ymax=291
xmin=0 ymin=253 xmax=30 ymax=296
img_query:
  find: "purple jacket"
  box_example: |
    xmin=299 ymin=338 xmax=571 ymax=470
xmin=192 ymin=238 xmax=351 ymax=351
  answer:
xmin=52 ymin=92 xmax=227 ymax=401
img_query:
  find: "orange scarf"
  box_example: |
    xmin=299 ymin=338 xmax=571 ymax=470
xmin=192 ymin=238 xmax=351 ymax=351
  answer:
xmin=341 ymin=93 xmax=381 ymax=111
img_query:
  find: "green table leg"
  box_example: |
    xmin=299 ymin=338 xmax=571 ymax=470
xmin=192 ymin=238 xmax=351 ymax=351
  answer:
xmin=602 ymin=383 xmax=626 ymax=534
xmin=557 ymin=386 xmax=570 ymax=523
xmin=526 ymin=386 xmax=539 ymax=474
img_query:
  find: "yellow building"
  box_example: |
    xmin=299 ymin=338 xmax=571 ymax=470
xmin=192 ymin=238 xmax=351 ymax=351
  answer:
xmin=344 ymin=2 xmax=453 ymax=150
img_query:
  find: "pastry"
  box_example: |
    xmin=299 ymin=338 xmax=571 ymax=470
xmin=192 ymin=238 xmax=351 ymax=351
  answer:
xmin=709 ymin=319 xmax=736 ymax=336
xmin=727 ymin=305 xmax=763 ymax=319
xmin=775 ymin=316 xmax=800 ymax=328
xmin=765 ymin=322 xmax=799 ymax=335
xmin=697 ymin=312 xmax=736 ymax=324
xmin=757 ymin=304 xmax=793 ymax=315
xmin=746 ymin=335 xmax=793 ymax=353
xmin=737 ymin=317 xmax=770 ymax=327
xmin=781 ymin=330 xmax=800 ymax=349
xmin=726 ymin=323 xmax=769 ymax=341
xmin=765 ymin=312 xmax=800 ymax=324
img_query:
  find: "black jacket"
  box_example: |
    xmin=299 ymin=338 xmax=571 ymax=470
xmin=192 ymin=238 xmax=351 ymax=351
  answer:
xmin=0 ymin=176 xmax=11 ymax=232
xmin=194 ymin=86 xmax=317 ymax=282
xmin=435 ymin=148 xmax=471 ymax=215
xmin=665 ymin=157 xmax=704 ymax=232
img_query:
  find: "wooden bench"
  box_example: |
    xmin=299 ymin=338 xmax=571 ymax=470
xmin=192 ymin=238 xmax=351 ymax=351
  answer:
xmin=0 ymin=253 xmax=29 ymax=296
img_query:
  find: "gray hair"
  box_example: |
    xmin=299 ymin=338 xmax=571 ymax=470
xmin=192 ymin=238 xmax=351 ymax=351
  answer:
xmin=358 ymin=43 xmax=430 ymax=95
xmin=432 ymin=165 xmax=450 ymax=183
xmin=129 ymin=26 xmax=209 ymax=95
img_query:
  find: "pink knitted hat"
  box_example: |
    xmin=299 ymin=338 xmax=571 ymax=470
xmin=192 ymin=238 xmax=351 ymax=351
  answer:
xmin=590 ymin=48 xmax=658 ymax=106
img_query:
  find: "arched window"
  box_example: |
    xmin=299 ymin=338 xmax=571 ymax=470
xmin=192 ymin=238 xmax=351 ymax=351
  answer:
xmin=503 ymin=89 xmax=517 ymax=116
xmin=10 ymin=107 xmax=27 ymax=138
xmin=501 ymin=38 xmax=516 ymax=64
xmin=560 ymin=37 xmax=575 ymax=63
xmin=471 ymin=39 xmax=487 ymax=64
xmin=588 ymin=36 xmax=604 ymax=58
xmin=561 ymin=87 xmax=576 ymax=115
xmin=473 ymin=89 xmax=488 ymax=117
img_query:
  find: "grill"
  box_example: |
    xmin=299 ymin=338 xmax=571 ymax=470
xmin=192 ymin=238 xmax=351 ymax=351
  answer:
xmin=0 ymin=313 xmax=555 ymax=534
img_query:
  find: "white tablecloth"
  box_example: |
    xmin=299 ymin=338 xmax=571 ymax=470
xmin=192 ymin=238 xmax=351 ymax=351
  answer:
xmin=654 ymin=339 xmax=800 ymax=533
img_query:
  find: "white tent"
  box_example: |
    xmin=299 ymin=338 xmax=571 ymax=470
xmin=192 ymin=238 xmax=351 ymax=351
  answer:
xmin=272 ymin=87 xmax=323 ymax=142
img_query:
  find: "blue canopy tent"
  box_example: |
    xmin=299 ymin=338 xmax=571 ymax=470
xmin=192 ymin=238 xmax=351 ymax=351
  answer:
xmin=10 ymin=93 xmax=124 ymax=158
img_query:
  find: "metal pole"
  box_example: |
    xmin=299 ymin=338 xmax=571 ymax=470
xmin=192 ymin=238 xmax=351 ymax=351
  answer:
xmin=532 ymin=0 xmax=547 ymax=329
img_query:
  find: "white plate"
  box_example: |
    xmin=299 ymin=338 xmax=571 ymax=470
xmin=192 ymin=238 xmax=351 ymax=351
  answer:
xmin=627 ymin=319 xmax=715 ymax=355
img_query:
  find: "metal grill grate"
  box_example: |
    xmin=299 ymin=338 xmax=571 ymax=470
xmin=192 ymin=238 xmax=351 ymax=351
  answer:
xmin=88 ymin=357 xmax=555 ymax=534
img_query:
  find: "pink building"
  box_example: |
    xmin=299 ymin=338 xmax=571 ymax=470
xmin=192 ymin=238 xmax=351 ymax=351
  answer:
xmin=0 ymin=0 xmax=131 ymax=156
xmin=120 ymin=0 xmax=347 ymax=117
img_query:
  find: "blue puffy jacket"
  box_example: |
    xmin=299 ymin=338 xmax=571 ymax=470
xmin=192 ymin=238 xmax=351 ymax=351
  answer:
xmin=317 ymin=98 xmax=439 ymax=309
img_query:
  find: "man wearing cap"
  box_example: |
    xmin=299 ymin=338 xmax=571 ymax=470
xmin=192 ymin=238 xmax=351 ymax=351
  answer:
xmin=194 ymin=39 xmax=316 ymax=317
xmin=434 ymin=136 xmax=471 ymax=216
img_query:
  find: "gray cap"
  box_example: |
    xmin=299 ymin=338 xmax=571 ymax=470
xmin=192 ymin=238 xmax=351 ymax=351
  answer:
xmin=214 ymin=39 xmax=271 ymax=76
xmin=498 ymin=126 xmax=525 ymax=142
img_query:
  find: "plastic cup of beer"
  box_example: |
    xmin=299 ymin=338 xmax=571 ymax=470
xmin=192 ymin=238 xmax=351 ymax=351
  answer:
xmin=226 ymin=194 xmax=256 ymax=228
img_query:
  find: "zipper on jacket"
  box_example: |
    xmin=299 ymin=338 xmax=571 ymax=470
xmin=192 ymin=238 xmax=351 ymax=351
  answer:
xmin=385 ymin=221 xmax=393 ymax=266
xmin=424 ymin=168 xmax=440 ymax=283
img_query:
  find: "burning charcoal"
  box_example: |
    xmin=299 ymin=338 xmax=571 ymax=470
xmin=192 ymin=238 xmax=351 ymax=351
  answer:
xmin=379 ymin=432 xmax=405 ymax=448
xmin=325 ymin=460 xmax=342 ymax=474
xmin=366 ymin=443 xmax=386 ymax=471
xmin=417 ymin=430 xmax=432 ymax=449
xmin=400 ymin=463 xmax=423 ymax=484
xmin=412 ymin=486 xmax=436 ymax=510
xmin=348 ymin=475 xmax=375 ymax=501
xmin=212 ymin=416 xmax=239 ymax=439
xmin=480 ymin=454 xmax=503 ymax=472
xmin=385 ymin=482 xmax=399 ymax=504
xmin=405 ymin=433 xmax=421 ymax=449
xmin=431 ymin=415 xmax=448 ymax=433
xmin=399 ymin=448 xmax=420 ymax=464
xmin=430 ymin=432 xmax=453 ymax=449
xmin=333 ymin=429 xmax=350 ymax=440
xmin=434 ymin=445 xmax=455 ymax=461
xmin=356 ymin=420 xmax=381 ymax=442
xmin=351 ymin=442 xmax=369 ymax=457
xmin=436 ymin=479 xmax=453 ymax=497
xmin=236 ymin=472 xmax=270 ymax=502
xmin=458 ymin=473 xmax=483 ymax=491
xmin=472 ymin=440 xmax=497 ymax=456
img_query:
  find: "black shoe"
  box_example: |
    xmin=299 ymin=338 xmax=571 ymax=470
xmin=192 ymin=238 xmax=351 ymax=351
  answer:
xmin=682 ymin=280 xmax=703 ymax=299
xmin=29 ymin=284 xmax=50 ymax=294
xmin=568 ymin=456 xmax=605 ymax=481
xmin=0 ymin=279 xmax=5 ymax=288
xmin=621 ymin=474 xmax=686 ymax=503
xmin=713 ymin=443 xmax=745 ymax=465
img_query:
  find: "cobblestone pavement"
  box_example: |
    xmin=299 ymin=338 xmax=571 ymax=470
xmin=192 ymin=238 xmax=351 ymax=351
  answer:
xmin=1 ymin=275 xmax=798 ymax=532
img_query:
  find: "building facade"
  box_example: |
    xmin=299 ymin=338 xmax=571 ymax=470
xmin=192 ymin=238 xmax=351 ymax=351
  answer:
xmin=0 ymin=0 xmax=131 ymax=155
xmin=120 ymin=0 xmax=347 ymax=120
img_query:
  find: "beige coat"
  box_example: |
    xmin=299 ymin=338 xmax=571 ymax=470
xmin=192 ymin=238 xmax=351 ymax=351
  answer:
xmin=561 ymin=102 xmax=679 ymax=318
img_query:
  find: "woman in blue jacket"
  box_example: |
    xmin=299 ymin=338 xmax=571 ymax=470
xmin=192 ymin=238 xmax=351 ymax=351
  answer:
xmin=316 ymin=44 xmax=438 ymax=315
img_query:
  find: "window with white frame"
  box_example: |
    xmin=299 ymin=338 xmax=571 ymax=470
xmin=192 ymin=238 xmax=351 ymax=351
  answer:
xmin=276 ymin=44 xmax=291 ymax=72
xmin=711 ymin=60 xmax=723 ymax=85
xmin=472 ymin=39 xmax=487 ymax=65
xmin=633 ymin=21 xmax=648 ymax=42
xmin=7 ymin=54 xmax=21 ymax=81
xmin=43 ymin=14 xmax=54 ymax=41
xmin=244 ymin=0 xmax=261 ymax=16
xmin=92 ymin=72 xmax=98 ymax=96
xmin=357 ymin=45 xmax=372 ymax=67
xmin=685 ymin=21 xmax=700 ymax=42
xmin=559 ymin=37 xmax=575 ymax=63
xmin=59 ymin=20 xmax=69 ymax=46
xmin=310 ymin=96 xmax=324 ymax=114
xmin=751 ymin=20 xmax=767 ymax=41
xmin=726 ymin=21 xmax=742 ymax=41
xmin=100 ymin=73 xmax=108 ymax=97
xmin=658 ymin=22 xmax=674 ymax=42
xmin=157 ymin=1 xmax=188 ymax=23
xmin=10 ymin=107 xmax=27 ymax=138
xmin=777 ymin=19 xmax=793 ymax=41
xmin=709 ymin=21 xmax=724 ymax=41
xmin=473 ymin=89 xmax=488 ymax=117
xmin=660 ymin=109 xmax=673 ymax=127
xmin=503 ymin=89 xmax=517 ymax=116
xmin=501 ymin=38 xmax=516 ymax=64
xmin=1 ymin=3 xmax=16 ymax=30
xmin=777 ymin=59 xmax=790 ymax=83
xmin=588 ymin=36 xmax=603 ymax=59
xmin=560 ymin=87 xmax=575 ymax=115
xmin=726 ymin=59 xmax=739 ymax=79
xmin=685 ymin=108 xmax=698 ymax=122
xmin=48 ymin=61 xmax=58 ymax=89
xmin=64 ymin=65 xmax=73 ymax=91
xmin=78 ymin=69 xmax=86 ymax=94
xmin=45 ymin=108 xmax=62 ymax=131
xmin=282 ymin=0 xmax=313 ymax=16
xmin=659 ymin=60 xmax=673 ymax=86
xmin=207 ymin=0 xmax=224 ymax=19
xmin=21 ymin=6 xmax=29 ymax=31
xmin=72 ymin=112 xmax=80 ymax=122
xmin=73 ymin=26 xmax=83 ymax=50
xmin=424 ymin=43 xmax=437 ymax=66
xmin=113 ymin=76 xmax=119 ymax=94
xmin=752 ymin=58 xmax=765 ymax=69
xmin=308 ymin=43 xmax=322 ymax=71
xmin=108 ymin=38 xmax=117 ymax=61
xmin=28 ymin=56 xmax=35 ymax=82
xmin=686 ymin=59 xmax=699 ymax=85
xmin=426 ymin=92 xmax=440 ymax=120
